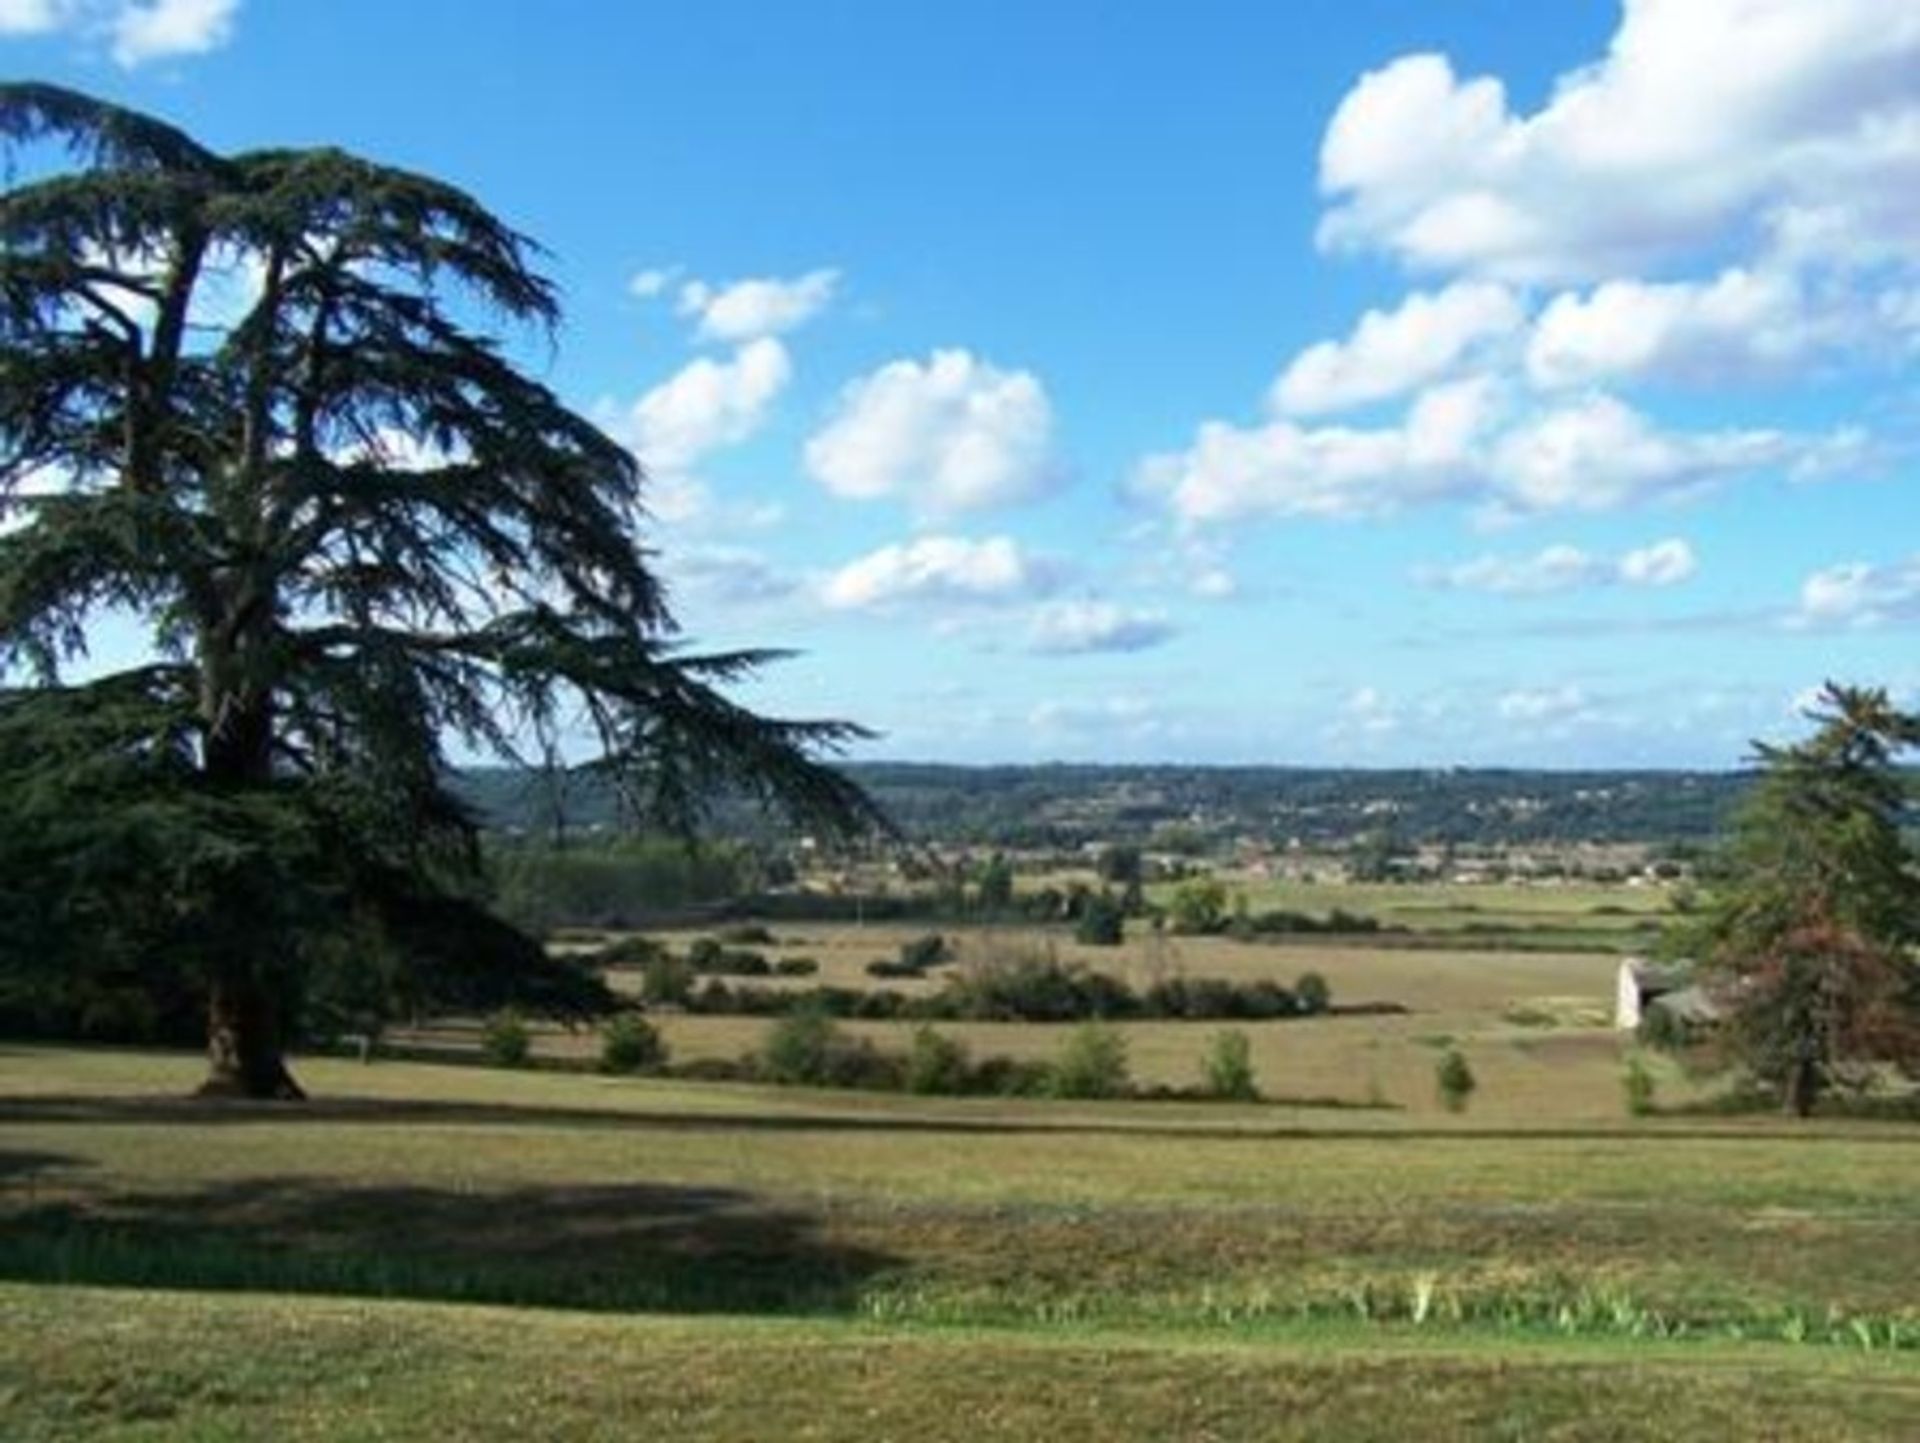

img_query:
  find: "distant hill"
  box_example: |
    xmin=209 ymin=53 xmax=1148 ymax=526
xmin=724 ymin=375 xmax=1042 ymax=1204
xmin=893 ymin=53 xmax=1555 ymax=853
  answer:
xmin=459 ymin=762 xmax=1754 ymax=850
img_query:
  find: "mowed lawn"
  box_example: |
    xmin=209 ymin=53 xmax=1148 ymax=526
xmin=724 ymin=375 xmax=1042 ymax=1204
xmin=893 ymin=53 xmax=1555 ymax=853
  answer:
xmin=3 ymin=1046 xmax=1919 ymax=1437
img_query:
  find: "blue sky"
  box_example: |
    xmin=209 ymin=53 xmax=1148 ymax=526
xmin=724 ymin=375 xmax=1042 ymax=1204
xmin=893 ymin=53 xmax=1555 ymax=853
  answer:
xmin=8 ymin=1 xmax=1920 ymax=768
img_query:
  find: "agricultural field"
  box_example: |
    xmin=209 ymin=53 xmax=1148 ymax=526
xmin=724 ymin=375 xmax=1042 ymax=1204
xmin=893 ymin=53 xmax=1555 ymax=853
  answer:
xmin=3 ymin=1046 xmax=1920 ymax=1439
xmin=424 ymin=916 xmax=1652 ymax=1118
xmin=4 ymin=880 xmax=1913 ymax=1439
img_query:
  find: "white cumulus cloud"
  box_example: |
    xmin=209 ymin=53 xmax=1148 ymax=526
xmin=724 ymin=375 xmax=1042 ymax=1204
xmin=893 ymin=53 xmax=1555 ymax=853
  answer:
xmin=1420 ymin=537 xmax=1697 ymax=595
xmin=1317 ymin=0 xmax=1920 ymax=282
xmin=1026 ymin=600 xmax=1175 ymax=655
xmin=1795 ymin=558 xmax=1920 ymax=628
xmin=678 ymin=268 xmax=839 ymax=343
xmin=1137 ymin=376 xmax=1495 ymax=525
xmin=805 ymin=349 xmax=1058 ymax=515
xmin=1273 ymin=281 xmax=1523 ymax=415
xmin=110 ymin=0 xmax=238 ymax=67
xmin=624 ymin=337 xmax=791 ymax=477
xmin=819 ymin=535 xmax=1057 ymax=611
xmin=1526 ymin=267 xmax=1842 ymax=388
xmin=1617 ymin=537 xmax=1698 ymax=587
xmin=1486 ymin=394 xmax=1795 ymax=516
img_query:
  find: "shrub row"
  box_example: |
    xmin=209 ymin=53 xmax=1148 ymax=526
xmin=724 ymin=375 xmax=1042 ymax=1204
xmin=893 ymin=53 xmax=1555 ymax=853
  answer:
xmin=668 ymin=957 xmax=1332 ymax=1024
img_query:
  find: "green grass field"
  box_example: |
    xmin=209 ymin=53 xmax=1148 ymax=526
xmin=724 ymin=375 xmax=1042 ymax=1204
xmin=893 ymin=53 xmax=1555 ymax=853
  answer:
xmin=4 ymin=1039 xmax=1919 ymax=1439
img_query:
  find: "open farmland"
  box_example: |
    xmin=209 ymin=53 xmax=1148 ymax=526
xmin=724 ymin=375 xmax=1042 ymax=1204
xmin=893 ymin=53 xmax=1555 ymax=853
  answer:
xmin=417 ymin=917 xmax=1649 ymax=1118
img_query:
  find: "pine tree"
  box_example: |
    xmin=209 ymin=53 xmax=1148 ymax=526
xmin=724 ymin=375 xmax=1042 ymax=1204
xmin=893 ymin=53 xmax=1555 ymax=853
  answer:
xmin=1686 ymin=683 xmax=1920 ymax=1115
xmin=0 ymin=85 xmax=880 ymax=1097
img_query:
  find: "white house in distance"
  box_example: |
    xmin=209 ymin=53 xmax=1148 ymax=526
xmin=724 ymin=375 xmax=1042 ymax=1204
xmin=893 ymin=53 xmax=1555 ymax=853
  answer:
xmin=1615 ymin=957 xmax=1717 ymax=1031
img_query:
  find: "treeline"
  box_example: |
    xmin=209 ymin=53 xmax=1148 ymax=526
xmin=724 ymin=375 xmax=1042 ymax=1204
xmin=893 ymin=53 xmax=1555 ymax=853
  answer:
xmin=460 ymin=762 xmax=1757 ymax=850
xmin=621 ymin=944 xmax=1350 ymax=1025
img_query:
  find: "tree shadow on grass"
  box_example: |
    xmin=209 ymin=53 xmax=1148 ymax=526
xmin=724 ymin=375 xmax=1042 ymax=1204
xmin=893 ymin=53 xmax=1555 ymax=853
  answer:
xmin=2 ymin=1092 xmax=1916 ymax=1145
xmin=0 ymin=1147 xmax=81 ymax=1183
xmin=0 ymin=1175 xmax=898 ymax=1317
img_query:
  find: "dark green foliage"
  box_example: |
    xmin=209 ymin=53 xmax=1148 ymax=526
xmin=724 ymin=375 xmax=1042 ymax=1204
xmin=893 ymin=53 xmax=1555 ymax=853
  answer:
xmin=595 ymin=936 xmax=667 ymax=968
xmin=774 ymin=957 xmax=818 ymax=977
xmin=1097 ymin=844 xmax=1143 ymax=887
xmin=1436 ymin=1049 xmax=1476 ymax=1113
xmin=677 ymin=938 xmax=769 ymax=975
xmin=1074 ymin=891 xmax=1125 ymax=946
xmin=1677 ymin=683 xmax=1920 ymax=1114
xmin=718 ymin=924 xmax=775 ymax=945
xmin=0 ymin=85 xmax=880 ymax=1095
xmin=941 ymin=949 xmax=1135 ymax=1022
xmin=481 ymin=1010 xmax=531 ymax=1068
xmin=599 ymin=1012 xmax=666 ymax=1074
xmin=1200 ymin=1029 xmax=1259 ymax=1101
xmin=1295 ymin=971 xmax=1332 ymax=1014
xmin=685 ymin=940 xmax=770 ymax=977
xmin=899 ymin=933 xmax=951 ymax=971
xmin=1050 ymin=1022 xmax=1131 ymax=1099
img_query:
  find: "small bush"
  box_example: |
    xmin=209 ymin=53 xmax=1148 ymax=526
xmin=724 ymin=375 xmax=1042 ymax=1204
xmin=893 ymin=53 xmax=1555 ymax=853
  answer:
xmin=1295 ymin=971 xmax=1332 ymax=1015
xmin=595 ymin=934 xmax=667 ymax=968
xmin=718 ymin=923 xmax=776 ymax=945
xmin=904 ymin=1026 xmax=971 ymax=1095
xmin=1051 ymin=1022 xmax=1131 ymax=1099
xmin=481 ymin=1009 xmax=531 ymax=1068
xmin=972 ymin=1055 xmax=1055 ymax=1097
xmin=600 ymin=1013 xmax=667 ymax=1074
xmin=758 ymin=1009 xmax=841 ymax=1085
xmin=774 ymin=957 xmax=819 ymax=977
xmin=1435 ymin=1048 xmax=1476 ymax=1113
xmin=1200 ymin=1029 xmax=1259 ymax=1101
xmin=899 ymin=933 xmax=951 ymax=971
xmin=688 ymin=938 xmax=770 ymax=976
xmin=758 ymin=1009 xmax=899 ymax=1090
xmin=1623 ymin=1053 xmax=1657 ymax=1116
xmin=866 ymin=959 xmax=923 ymax=980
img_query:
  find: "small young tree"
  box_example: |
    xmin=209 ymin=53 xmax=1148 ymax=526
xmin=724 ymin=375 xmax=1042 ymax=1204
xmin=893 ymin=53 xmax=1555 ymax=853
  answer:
xmin=1200 ymin=1029 xmax=1258 ymax=1101
xmin=1050 ymin=1021 xmax=1131 ymax=1099
xmin=1681 ymin=684 xmax=1920 ymax=1115
xmin=1294 ymin=971 xmax=1332 ymax=1015
xmin=1435 ymin=1048 xmax=1475 ymax=1113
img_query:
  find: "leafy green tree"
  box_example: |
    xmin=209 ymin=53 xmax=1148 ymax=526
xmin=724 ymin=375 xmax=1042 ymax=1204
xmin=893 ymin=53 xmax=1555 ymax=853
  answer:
xmin=1073 ymin=890 xmax=1125 ymax=946
xmin=1167 ymin=876 xmax=1227 ymax=935
xmin=0 ymin=86 xmax=879 ymax=1097
xmin=1200 ymin=1029 xmax=1258 ymax=1101
xmin=1050 ymin=1021 xmax=1131 ymax=1099
xmin=1435 ymin=1048 xmax=1476 ymax=1113
xmin=1680 ymin=683 xmax=1920 ymax=1115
